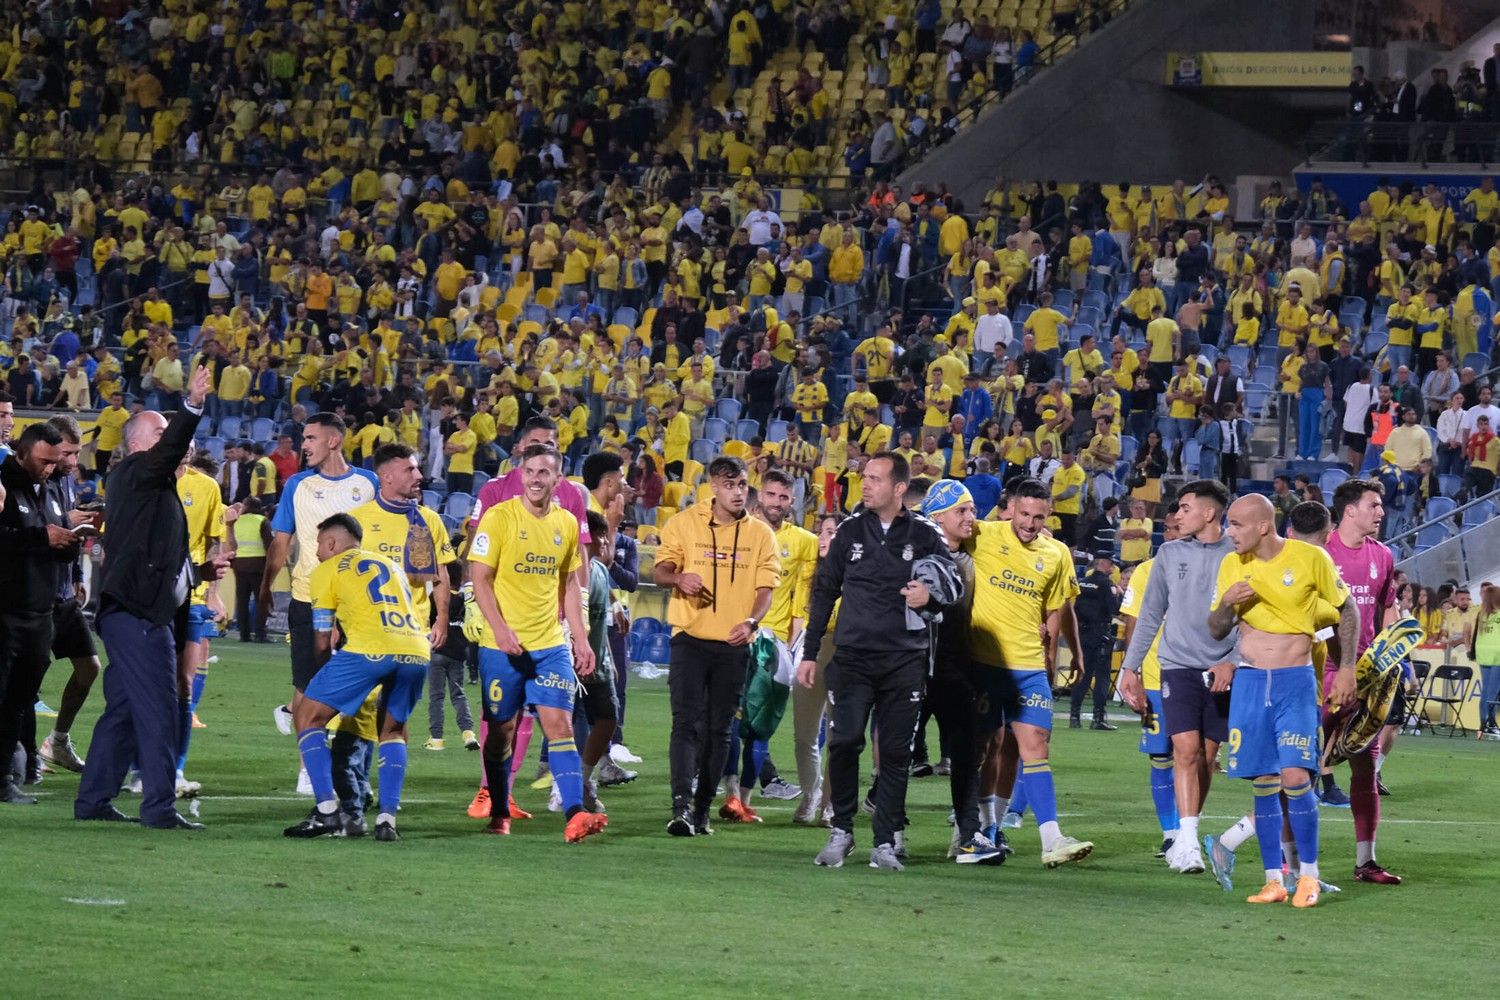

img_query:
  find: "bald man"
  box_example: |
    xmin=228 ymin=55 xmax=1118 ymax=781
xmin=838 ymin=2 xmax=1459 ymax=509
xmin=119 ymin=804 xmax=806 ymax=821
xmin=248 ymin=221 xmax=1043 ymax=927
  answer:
xmin=1207 ymin=493 xmax=1360 ymax=908
xmin=76 ymin=365 xmax=227 ymax=830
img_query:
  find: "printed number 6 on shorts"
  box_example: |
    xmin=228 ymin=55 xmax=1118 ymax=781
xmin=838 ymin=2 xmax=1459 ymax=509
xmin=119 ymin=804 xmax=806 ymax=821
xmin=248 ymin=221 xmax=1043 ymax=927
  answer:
xmin=488 ymin=679 xmax=504 ymax=707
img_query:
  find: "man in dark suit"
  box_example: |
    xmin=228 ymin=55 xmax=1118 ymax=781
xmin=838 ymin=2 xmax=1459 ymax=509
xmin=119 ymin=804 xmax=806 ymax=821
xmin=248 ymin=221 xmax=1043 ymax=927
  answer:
xmin=75 ymin=365 xmax=226 ymax=828
xmin=0 ymin=422 xmax=78 ymax=803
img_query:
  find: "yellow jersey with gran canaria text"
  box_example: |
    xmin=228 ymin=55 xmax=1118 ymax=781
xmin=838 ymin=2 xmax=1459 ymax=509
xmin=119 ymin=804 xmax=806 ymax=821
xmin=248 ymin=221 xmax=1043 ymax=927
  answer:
xmin=308 ymin=548 xmax=431 ymax=658
xmin=469 ymin=498 xmax=581 ymax=651
xmin=1119 ymin=557 xmax=1163 ymax=690
xmin=350 ymin=497 xmax=455 ymax=626
xmin=1214 ymin=538 xmax=1347 ymax=638
xmin=967 ymin=519 xmax=1073 ymax=671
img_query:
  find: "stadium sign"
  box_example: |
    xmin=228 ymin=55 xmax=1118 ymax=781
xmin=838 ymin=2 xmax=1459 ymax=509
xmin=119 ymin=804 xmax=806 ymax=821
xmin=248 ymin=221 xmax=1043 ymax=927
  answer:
xmin=1167 ymin=52 xmax=1351 ymax=88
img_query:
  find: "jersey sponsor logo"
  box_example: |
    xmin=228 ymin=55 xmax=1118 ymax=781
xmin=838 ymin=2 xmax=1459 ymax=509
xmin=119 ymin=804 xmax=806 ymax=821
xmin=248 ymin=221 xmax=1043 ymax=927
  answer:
xmin=513 ymin=551 xmax=559 ymax=576
xmin=1022 ymin=691 xmax=1051 ymax=709
xmin=850 ymin=542 xmax=864 ymax=561
xmin=533 ymin=672 xmax=575 ymax=692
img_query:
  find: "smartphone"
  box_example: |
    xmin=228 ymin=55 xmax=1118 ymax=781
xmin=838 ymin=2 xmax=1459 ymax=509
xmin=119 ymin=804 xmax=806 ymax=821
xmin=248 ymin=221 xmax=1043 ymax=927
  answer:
xmin=73 ymin=523 xmax=100 ymax=537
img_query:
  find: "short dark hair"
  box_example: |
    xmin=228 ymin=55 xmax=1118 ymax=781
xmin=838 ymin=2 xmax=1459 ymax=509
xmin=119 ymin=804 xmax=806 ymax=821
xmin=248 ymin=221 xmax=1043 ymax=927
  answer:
xmin=869 ymin=450 xmax=910 ymax=484
xmin=517 ymin=443 xmax=561 ymax=467
xmin=317 ymin=512 xmax=363 ymax=541
xmin=581 ymin=451 xmax=624 ymax=489
xmin=18 ymin=422 xmax=64 ymax=449
xmin=47 ymin=414 xmax=82 ymax=443
xmin=0 ymin=390 xmax=12 ymax=404
xmin=708 ymin=455 xmax=747 ymax=480
xmin=761 ymin=468 xmax=794 ymax=490
xmin=1288 ymin=500 xmax=1331 ymax=538
xmin=373 ymin=442 xmax=415 ymax=468
xmin=520 ymin=415 xmax=557 ymax=438
xmin=1178 ymin=478 xmax=1231 ymax=511
xmin=306 ymin=412 xmax=346 ymax=434
xmin=1010 ymin=476 xmax=1050 ymax=502
xmin=585 ymin=509 xmax=609 ymax=540
xmin=1332 ymin=477 xmax=1383 ymax=524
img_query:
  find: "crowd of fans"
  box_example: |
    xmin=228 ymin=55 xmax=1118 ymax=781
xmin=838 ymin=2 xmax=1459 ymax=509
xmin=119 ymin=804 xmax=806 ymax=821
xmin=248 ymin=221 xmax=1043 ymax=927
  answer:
xmin=2 ymin=3 xmax=1499 ymax=571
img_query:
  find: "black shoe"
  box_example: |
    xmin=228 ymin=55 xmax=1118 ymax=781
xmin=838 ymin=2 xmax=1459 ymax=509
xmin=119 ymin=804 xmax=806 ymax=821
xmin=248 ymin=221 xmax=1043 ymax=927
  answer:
xmin=989 ymin=829 xmax=1016 ymax=861
xmin=1376 ymin=777 xmax=1391 ymax=796
xmin=143 ymin=811 xmax=205 ymax=830
xmin=666 ymin=810 xmax=697 ymax=837
xmin=1156 ymin=836 xmax=1175 ymax=858
xmin=692 ymin=812 xmax=715 ymax=836
xmin=24 ymin=758 xmax=42 ymax=785
xmin=342 ymin=813 xmax=367 ymax=838
xmin=284 ymin=807 xmax=344 ymax=838
xmin=1 ymin=782 xmax=38 ymax=804
xmin=1091 ymin=718 xmax=1118 ymax=731
xmin=1068 ymin=715 xmax=1082 ymax=729
xmin=374 ymin=820 xmax=400 ymax=842
xmin=909 ymin=760 xmax=935 ymax=778
xmin=78 ymin=806 xmax=139 ymax=823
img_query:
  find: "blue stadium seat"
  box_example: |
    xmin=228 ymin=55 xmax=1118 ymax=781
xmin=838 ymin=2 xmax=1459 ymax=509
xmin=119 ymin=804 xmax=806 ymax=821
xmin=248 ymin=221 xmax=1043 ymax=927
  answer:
xmin=735 ymin=419 xmax=760 ymax=442
xmin=202 ymin=436 xmax=225 ymax=462
xmin=1319 ymin=467 xmax=1349 ymax=498
xmin=690 ymin=439 xmax=716 ymax=464
xmin=646 ymin=633 xmax=673 ymax=666
xmin=1182 ymin=439 xmax=1201 ymax=475
xmin=1244 ymin=387 xmax=1271 ymax=419
xmin=523 ymin=304 xmax=550 ymax=324
xmin=251 ymin=417 xmax=276 ymax=441
xmin=444 ymin=492 xmax=474 ymax=520
xmin=1424 ymin=497 xmax=1456 ymax=521
xmin=701 ymin=417 xmax=729 ymax=444
xmin=1082 ymin=289 xmax=1110 ymax=313
xmin=1052 ymin=290 xmax=1075 ymax=311
xmin=217 ymin=415 xmax=243 ymax=439
xmin=716 ymin=398 xmax=743 ymax=423
xmin=1439 ymin=474 xmax=1463 ymax=497
xmin=1463 ymin=500 xmax=1496 ymax=529
xmin=766 ymin=419 xmax=789 ymax=443
xmin=1464 ymin=353 xmax=1490 ymax=374
xmin=1415 ymin=522 xmax=1450 ymax=548
xmin=611 ymin=307 xmax=638 ymax=329
xmin=472 ymin=471 xmax=490 ymax=495
xmin=1227 ymin=345 xmax=1251 ymax=371
xmin=1118 ymin=435 xmax=1138 ymax=466
xmin=421 ymin=489 xmax=441 ymax=510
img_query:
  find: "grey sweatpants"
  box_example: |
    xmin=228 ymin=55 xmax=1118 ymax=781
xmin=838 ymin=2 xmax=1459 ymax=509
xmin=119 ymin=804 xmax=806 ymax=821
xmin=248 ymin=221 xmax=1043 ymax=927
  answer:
xmin=428 ymin=653 xmax=474 ymax=739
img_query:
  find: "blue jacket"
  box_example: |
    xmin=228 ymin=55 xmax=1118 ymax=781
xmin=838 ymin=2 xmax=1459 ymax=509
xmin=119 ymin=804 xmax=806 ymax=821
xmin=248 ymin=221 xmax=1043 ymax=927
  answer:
xmin=958 ymin=387 xmax=993 ymax=433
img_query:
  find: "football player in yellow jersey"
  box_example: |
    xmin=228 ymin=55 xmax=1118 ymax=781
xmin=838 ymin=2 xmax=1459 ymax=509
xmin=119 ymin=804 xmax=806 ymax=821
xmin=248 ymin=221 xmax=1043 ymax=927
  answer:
xmin=1119 ymin=506 xmax=1182 ymax=859
xmin=1208 ymin=494 xmax=1357 ymax=908
xmin=467 ymin=445 xmax=604 ymax=842
xmin=719 ymin=469 xmax=817 ymax=824
xmin=284 ymin=514 xmax=431 ymax=843
xmin=172 ymin=449 xmax=230 ymax=795
xmin=1205 ymin=501 xmax=1344 ymax=898
xmin=965 ymin=478 xmax=1094 ymax=868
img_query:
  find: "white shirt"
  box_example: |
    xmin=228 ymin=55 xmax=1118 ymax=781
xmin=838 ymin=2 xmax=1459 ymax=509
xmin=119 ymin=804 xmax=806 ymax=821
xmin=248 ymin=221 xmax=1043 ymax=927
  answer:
xmin=742 ymin=210 xmax=781 ymax=246
xmin=973 ymin=312 xmax=1013 ymax=354
xmin=1461 ymin=402 xmax=1500 ymax=436
xmin=1437 ymin=407 xmax=1465 ymax=447
xmin=1343 ymin=382 xmax=1377 ymax=434
xmin=319 ymin=224 xmax=340 ymax=260
xmin=207 ymin=257 xmax=235 ymax=298
xmin=1029 ymin=455 xmax=1060 ymax=485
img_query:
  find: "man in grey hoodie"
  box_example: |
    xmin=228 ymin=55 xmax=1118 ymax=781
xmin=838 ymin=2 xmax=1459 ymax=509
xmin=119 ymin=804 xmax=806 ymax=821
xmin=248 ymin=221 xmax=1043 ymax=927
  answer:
xmin=1119 ymin=479 xmax=1237 ymax=877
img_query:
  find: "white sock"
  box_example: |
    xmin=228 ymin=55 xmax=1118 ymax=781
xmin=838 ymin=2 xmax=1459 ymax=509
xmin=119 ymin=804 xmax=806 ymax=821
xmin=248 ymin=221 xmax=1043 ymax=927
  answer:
xmin=742 ymin=785 xmax=755 ymax=806
xmin=49 ymin=729 xmax=66 ymax=743
xmin=1221 ymin=815 xmax=1255 ymax=852
xmin=1282 ymin=839 xmax=1299 ymax=868
xmin=979 ymin=795 xmax=999 ymax=827
xmin=1374 ymin=753 xmax=1384 ymax=775
xmin=376 ymin=811 xmax=395 ymax=827
xmin=1164 ymin=827 xmax=1180 ymax=842
xmin=995 ymin=796 xmax=1010 ymax=817
xmin=316 ymin=800 xmax=338 ymax=814
xmin=1356 ymin=840 xmax=1375 ymax=866
xmin=1038 ymin=820 xmax=1062 ymax=852
xmin=724 ymin=775 xmax=740 ymax=800
xmin=1299 ymin=860 xmax=1319 ymax=880
xmin=1264 ymin=868 xmax=1284 ymax=886
xmin=1179 ymin=815 xmax=1200 ymax=843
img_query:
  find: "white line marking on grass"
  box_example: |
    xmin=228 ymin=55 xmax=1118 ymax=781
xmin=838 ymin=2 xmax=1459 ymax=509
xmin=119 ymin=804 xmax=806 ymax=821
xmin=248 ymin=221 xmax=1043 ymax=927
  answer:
xmin=63 ymin=898 xmax=126 ymax=906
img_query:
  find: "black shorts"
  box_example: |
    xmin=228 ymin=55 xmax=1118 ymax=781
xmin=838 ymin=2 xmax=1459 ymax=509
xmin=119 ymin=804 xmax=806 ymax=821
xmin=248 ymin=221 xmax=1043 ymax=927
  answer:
xmin=1385 ymin=685 xmax=1409 ymax=726
xmin=1160 ymin=668 xmax=1230 ymax=743
xmin=1342 ymin=431 xmax=1368 ymax=454
xmin=51 ymin=598 xmax=98 ymax=660
xmin=577 ymin=666 xmax=619 ymax=725
xmin=289 ymin=599 xmax=321 ymax=690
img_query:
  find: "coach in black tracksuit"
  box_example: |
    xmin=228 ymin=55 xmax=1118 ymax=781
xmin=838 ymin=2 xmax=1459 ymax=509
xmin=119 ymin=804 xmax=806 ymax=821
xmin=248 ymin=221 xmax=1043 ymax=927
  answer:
xmin=1069 ymin=551 xmax=1121 ymax=730
xmin=799 ymin=453 xmax=956 ymax=855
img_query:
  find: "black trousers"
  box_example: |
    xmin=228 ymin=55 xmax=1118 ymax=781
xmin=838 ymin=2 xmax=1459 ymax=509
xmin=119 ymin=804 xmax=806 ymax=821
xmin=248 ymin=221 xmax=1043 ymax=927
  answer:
xmin=826 ymin=647 xmax=927 ymax=846
xmin=1069 ymin=628 xmax=1115 ymax=719
xmin=233 ymin=557 xmax=266 ymax=641
xmin=928 ymin=658 xmax=982 ymax=840
xmin=0 ymin=611 xmax=55 ymax=782
xmin=667 ymin=634 xmax=749 ymax=817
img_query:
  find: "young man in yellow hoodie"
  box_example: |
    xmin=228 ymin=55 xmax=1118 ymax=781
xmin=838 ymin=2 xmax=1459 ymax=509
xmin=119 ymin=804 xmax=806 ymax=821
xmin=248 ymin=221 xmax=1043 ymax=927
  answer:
xmin=653 ymin=456 xmax=781 ymax=836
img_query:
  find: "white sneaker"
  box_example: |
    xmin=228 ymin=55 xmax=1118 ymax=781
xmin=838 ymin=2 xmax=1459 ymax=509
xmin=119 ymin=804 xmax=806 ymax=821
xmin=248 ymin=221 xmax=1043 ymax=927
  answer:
xmin=548 ymin=781 xmax=563 ymax=813
xmin=609 ymin=744 xmax=643 ymax=764
xmin=175 ymin=772 xmax=202 ymax=798
xmin=793 ymin=794 xmax=821 ymax=825
xmin=39 ymin=733 xmax=85 ymax=772
xmin=273 ymin=704 xmax=294 ymax=736
xmin=596 ymin=757 xmax=637 ymax=786
xmin=1175 ymin=842 xmax=1206 ymax=874
xmin=1041 ymin=835 xmax=1095 ymax=869
xmin=296 ymin=766 xmax=313 ymax=796
xmin=121 ymin=771 xmax=143 ymax=794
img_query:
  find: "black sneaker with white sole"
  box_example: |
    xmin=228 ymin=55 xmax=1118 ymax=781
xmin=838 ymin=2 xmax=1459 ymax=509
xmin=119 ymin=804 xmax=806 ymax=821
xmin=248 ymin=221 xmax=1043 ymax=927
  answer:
xmin=284 ymin=808 xmax=344 ymax=838
xmin=666 ymin=810 xmax=697 ymax=837
xmin=374 ymin=820 xmax=400 ymax=842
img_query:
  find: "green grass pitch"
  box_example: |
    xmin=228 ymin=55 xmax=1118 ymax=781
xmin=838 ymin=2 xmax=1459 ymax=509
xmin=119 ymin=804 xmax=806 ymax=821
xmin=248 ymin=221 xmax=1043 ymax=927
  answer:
xmin=3 ymin=642 xmax=1499 ymax=998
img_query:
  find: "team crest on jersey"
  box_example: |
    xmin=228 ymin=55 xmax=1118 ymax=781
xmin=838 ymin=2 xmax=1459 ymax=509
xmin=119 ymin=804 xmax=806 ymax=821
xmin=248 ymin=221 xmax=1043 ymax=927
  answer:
xmin=1283 ymin=570 xmax=1295 ymax=587
xmin=850 ymin=543 xmax=864 ymax=561
xmin=553 ymin=531 xmax=563 ymax=547
xmin=781 ymin=547 xmax=790 ymax=559
xmin=352 ymin=487 xmax=364 ymax=501
xmin=902 ymin=544 xmax=913 ymax=561
xmin=1369 ymin=562 xmax=1379 ymax=580
xmin=1161 ymin=680 xmax=1170 ymax=699
xmin=182 ymin=495 xmax=193 ymax=506
xmin=1035 ymin=558 xmax=1045 ymax=573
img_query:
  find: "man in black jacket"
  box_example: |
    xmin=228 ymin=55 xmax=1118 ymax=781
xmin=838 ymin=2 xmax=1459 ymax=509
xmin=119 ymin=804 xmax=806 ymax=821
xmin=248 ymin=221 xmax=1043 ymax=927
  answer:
xmin=798 ymin=452 xmax=957 ymax=870
xmin=0 ymin=422 xmax=77 ymax=803
xmin=1069 ymin=551 xmax=1122 ymax=731
xmin=75 ymin=364 xmax=223 ymax=829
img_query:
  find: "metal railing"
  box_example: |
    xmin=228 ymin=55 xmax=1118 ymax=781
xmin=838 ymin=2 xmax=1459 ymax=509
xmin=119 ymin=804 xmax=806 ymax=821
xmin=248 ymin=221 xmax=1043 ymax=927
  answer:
xmin=1302 ymin=120 xmax=1500 ymax=167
